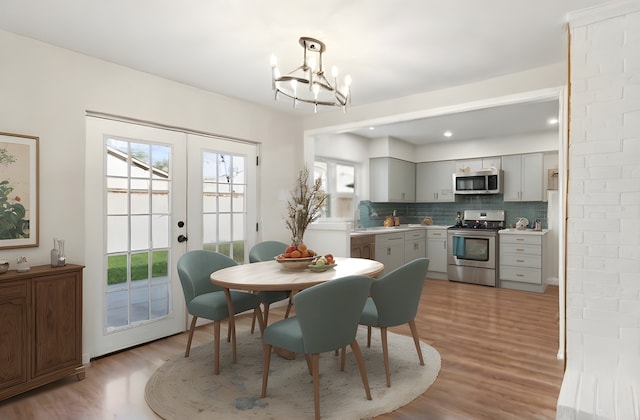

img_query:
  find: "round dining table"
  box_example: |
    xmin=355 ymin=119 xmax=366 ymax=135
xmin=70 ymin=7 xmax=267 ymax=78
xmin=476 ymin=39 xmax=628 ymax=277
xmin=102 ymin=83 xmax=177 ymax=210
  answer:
xmin=210 ymin=257 xmax=384 ymax=363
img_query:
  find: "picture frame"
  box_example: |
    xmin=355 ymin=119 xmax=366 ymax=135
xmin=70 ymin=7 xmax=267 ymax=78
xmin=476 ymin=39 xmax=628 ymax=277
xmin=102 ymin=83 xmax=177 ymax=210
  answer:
xmin=0 ymin=132 xmax=39 ymax=249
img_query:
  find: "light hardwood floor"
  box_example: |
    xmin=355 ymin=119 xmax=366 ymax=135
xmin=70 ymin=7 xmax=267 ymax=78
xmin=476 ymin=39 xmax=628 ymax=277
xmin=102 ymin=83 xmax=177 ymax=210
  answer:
xmin=0 ymin=279 xmax=563 ymax=419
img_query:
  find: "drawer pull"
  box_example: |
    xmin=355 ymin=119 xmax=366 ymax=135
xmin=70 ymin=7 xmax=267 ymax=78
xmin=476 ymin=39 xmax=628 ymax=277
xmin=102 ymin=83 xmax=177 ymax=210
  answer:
xmin=516 ymin=274 xmax=524 ymax=277
xmin=516 ymin=238 xmax=525 ymax=241
xmin=516 ymin=259 xmax=525 ymax=263
xmin=516 ymin=248 xmax=525 ymax=252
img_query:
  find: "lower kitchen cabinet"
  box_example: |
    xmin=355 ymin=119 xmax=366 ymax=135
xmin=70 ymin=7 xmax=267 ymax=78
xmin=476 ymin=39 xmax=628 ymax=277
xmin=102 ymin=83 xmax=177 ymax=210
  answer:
xmin=350 ymin=234 xmax=375 ymax=260
xmin=0 ymin=264 xmax=85 ymax=401
xmin=499 ymin=231 xmax=548 ymax=293
xmin=404 ymin=229 xmax=426 ymax=263
xmin=426 ymin=228 xmax=448 ymax=279
xmin=374 ymin=231 xmax=405 ymax=274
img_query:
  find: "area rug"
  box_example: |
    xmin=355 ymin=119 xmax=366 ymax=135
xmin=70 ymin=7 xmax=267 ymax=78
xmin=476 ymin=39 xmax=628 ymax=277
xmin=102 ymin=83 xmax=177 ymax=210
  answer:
xmin=145 ymin=327 xmax=441 ymax=419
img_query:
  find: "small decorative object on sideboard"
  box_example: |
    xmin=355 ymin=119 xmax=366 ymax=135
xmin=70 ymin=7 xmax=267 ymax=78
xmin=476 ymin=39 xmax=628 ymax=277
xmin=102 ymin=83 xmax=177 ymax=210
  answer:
xmin=51 ymin=237 xmax=59 ymax=267
xmin=57 ymin=239 xmax=66 ymax=267
xmin=16 ymin=256 xmax=30 ymax=272
xmin=0 ymin=260 xmax=9 ymax=274
xmin=51 ymin=238 xmax=66 ymax=267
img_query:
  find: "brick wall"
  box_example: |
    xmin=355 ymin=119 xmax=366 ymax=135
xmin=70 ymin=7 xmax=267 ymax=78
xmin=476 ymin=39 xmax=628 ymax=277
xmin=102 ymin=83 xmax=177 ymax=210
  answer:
xmin=559 ymin=1 xmax=640 ymax=418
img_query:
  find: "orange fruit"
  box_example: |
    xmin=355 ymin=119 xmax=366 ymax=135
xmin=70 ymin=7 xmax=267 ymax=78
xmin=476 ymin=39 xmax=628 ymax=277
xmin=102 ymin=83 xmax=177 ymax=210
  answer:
xmin=300 ymin=249 xmax=310 ymax=257
xmin=290 ymin=250 xmax=302 ymax=258
xmin=297 ymin=243 xmax=307 ymax=251
xmin=307 ymin=249 xmax=315 ymax=256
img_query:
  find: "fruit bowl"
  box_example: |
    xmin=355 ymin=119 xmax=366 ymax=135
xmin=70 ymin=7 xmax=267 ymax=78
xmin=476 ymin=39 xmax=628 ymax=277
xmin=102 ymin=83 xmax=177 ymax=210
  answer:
xmin=275 ymin=256 xmax=316 ymax=271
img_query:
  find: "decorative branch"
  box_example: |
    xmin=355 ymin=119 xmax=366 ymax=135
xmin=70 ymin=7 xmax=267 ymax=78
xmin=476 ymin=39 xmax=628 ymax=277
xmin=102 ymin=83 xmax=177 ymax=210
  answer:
xmin=284 ymin=166 xmax=327 ymax=245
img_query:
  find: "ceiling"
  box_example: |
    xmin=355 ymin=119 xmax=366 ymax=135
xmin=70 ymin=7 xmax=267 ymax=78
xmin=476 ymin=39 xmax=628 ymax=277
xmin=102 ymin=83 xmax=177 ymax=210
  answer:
xmin=0 ymin=0 xmax=606 ymax=143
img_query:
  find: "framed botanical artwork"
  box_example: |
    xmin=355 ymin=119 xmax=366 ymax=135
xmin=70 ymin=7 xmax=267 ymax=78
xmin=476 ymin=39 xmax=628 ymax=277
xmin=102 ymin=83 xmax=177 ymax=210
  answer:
xmin=0 ymin=132 xmax=39 ymax=248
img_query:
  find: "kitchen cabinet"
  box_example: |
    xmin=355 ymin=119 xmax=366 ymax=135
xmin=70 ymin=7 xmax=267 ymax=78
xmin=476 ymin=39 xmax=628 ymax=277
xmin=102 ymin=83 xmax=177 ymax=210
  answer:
xmin=374 ymin=231 xmax=405 ymax=274
xmin=454 ymin=157 xmax=501 ymax=173
xmin=499 ymin=231 xmax=548 ymax=293
xmin=0 ymin=264 xmax=84 ymax=401
xmin=370 ymin=157 xmax=415 ymax=202
xmin=416 ymin=161 xmax=455 ymax=202
xmin=350 ymin=234 xmax=375 ymax=260
xmin=404 ymin=229 xmax=426 ymax=263
xmin=502 ymin=153 xmax=543 ymax=201
xmin=426 ymin=228 xmax=448 ymax=279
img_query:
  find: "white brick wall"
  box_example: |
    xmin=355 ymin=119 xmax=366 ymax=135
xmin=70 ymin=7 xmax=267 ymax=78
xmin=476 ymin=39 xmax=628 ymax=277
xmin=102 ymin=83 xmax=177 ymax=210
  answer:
xmin=559 ymin=1 xmax=640 ymax=419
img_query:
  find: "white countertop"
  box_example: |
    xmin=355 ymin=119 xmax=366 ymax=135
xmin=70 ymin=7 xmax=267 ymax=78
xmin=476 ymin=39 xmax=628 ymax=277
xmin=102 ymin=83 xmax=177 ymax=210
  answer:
xmin=351 ymin=225 xmax=451 ymax=236
xmin=499 ymin=228 xmax=549 ymax=235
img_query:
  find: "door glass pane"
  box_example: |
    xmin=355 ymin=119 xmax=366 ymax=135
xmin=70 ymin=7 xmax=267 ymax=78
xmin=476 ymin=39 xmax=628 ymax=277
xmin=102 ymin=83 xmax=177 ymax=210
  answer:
xmin=201 ymin=150 xmax=246 ymax=264
xmin=105 ymin=139 xmax=172 ymax=332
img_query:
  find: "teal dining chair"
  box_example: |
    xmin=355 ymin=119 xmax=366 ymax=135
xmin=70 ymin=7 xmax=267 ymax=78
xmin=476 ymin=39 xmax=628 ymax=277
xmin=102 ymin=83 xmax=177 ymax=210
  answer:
xmin=249 ymin=241 xmax=293 ymax=333
xmin=177 ymin=250 xmax=263 ymax=375
xmin=359 ymin=257 xmax=429 ymax=387
xmin=261 ymin=275 xmax=373 ymax=420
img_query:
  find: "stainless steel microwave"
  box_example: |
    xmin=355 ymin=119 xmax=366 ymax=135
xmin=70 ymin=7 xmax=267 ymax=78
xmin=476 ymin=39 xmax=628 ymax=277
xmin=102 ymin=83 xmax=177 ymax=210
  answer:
xmin=453 ymin=169 xmax=503 ymax=194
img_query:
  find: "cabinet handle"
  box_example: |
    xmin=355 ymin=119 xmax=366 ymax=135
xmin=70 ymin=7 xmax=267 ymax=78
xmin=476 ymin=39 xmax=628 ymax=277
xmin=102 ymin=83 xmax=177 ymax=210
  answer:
xmin=516 ymin=238 xmax=525 ymax=241
xmin=516 ymin=259 xmax=525 ymax=263
xmin=516 ymin=248 xmax=525 ymax=252
xmin=443 ymin=241 xmax=447 ymax=249
xmin=516 ymin=274 xmax=524 ymax=277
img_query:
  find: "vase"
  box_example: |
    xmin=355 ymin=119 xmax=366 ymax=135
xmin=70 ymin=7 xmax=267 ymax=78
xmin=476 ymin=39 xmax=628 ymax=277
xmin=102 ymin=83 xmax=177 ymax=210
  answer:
xmin=57 ymin=239 xmax=66 ymax=267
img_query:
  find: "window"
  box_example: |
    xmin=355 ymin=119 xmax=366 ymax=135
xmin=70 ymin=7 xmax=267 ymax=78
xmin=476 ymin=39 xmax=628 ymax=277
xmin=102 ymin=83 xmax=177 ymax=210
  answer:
xmin=314 ymin=159 xmax=357 ymax=219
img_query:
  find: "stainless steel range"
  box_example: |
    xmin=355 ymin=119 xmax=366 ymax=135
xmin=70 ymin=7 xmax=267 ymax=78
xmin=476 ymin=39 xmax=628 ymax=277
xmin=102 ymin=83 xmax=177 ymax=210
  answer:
xmin=447 ymin=210 xmax=505 ymax=287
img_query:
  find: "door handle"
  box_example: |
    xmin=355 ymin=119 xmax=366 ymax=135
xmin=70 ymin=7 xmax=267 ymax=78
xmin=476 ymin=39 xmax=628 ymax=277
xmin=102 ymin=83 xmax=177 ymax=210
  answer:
xmin=177 ymin=234 xmax=188 ymax=243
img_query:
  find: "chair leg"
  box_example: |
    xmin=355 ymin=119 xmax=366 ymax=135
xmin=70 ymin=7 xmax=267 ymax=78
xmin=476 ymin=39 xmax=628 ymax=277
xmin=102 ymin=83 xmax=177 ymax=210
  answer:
xmin=367 ymin=325 xmax=372 ymax=348
xmin=408 ymin=319 xmax=425 ymax=366
xmin=185 ymin=316 xmax=198 ymax=357
xmin=349 ymin=339 xmax=372 ymax=401
xmin=311 ymin=353 xmax=321 ymax=420
xmin=304 ymin=354 xmax=313 ymax=375
xmin=381 ymin=327 xmax=391 ymax=387
xmin=340 ymin=346 xmax=346 ymax=372
xmin=261 ymin=343 xmax=272 ymax=398
xmin=213 ymin=320 xmax=221 ymax=375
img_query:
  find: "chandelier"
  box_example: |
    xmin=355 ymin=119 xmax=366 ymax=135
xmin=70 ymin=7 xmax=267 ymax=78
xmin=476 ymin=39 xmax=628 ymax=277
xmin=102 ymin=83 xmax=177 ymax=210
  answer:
xmin=270 ymin=36 xmax=352 ymax=112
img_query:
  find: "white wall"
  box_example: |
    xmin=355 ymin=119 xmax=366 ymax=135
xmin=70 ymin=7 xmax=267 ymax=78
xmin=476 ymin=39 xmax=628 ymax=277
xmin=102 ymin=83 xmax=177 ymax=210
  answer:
xmin=558 ymin=2 xmax=640 ymax=418
xmin=0 ymin=29 xmax=302 ymax=358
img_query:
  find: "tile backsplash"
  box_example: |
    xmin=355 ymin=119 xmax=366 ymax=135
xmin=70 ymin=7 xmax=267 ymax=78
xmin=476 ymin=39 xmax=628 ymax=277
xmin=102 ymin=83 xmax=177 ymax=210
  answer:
xmin=359 ymin=195 xmax=548 ymax=228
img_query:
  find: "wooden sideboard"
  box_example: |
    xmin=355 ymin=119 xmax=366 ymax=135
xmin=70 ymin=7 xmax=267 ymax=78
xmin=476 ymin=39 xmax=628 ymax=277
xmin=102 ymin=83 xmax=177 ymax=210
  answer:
xmin=0 ymin=264 xmax=84 ymax=401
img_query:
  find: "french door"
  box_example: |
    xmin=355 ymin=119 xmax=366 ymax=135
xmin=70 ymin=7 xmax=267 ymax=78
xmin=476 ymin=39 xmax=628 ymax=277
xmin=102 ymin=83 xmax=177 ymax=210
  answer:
xmin=85 ymin=116 xmax=257 ymax=357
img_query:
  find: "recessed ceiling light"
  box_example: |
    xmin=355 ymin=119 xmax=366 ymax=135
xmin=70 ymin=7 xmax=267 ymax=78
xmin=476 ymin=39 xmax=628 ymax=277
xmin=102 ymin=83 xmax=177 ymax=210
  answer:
xmin=443 ymin=131 xmax=453 ymax=137
xmin=548 ymin=118 xmax=558 ymax=125
xmin=368 ymin=126 xmax=375 ymax=130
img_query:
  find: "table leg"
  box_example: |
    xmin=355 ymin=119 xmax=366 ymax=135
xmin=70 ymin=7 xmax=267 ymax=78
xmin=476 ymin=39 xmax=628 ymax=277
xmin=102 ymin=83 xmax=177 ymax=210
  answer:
xmin=223 ymin=288 xmax=237 ymax=364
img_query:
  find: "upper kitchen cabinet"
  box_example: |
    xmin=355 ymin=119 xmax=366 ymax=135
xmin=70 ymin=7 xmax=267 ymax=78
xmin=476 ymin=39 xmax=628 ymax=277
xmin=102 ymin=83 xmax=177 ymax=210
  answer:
xmin=416 ymin=161 xmax=455 ymax=202
xmin=502 ymin=153 xmax=543 ymax=201
xmin=453 ymin=156 xmax=501 ymax=173
xmin=370 ymin=157 xmax=416 ymax=202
